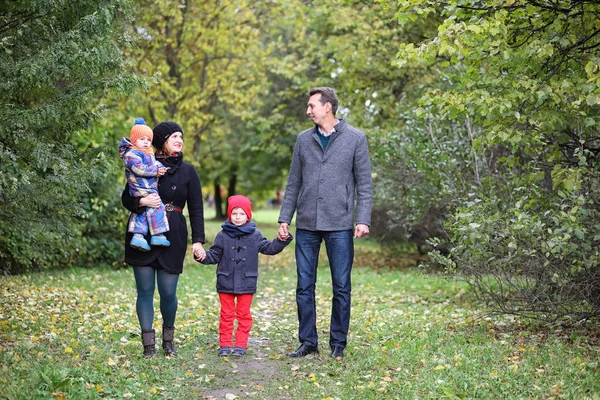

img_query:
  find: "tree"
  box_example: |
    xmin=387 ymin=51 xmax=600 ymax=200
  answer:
xmin=123 ymin=0 xmax=297 ymax=218
xmin=391 ymin=0 xmax=600 ymax=320
xmin=0 ymin=0 xmax=142 ymax=272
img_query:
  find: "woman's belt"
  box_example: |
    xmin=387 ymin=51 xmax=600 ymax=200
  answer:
xmin=165 ymin=203 xmax=183 ymax=213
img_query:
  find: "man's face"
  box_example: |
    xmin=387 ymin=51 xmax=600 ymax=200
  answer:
xmin=306 ymin=94 xmax=329 ymax=125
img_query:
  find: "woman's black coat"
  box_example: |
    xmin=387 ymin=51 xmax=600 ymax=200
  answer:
xmin=122 ymin=154 xmax=205 ymax=274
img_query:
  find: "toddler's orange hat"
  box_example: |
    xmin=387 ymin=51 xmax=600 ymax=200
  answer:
xmin=130 ymin=118 xmax=153 ymax=144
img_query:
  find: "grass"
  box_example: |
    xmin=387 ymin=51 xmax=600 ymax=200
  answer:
xmin=1 ymin=209 xmax=599 ymax=399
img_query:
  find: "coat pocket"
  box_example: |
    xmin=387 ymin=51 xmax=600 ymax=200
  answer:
xmin=216 ymin=271 xmax=231 ymax=291
xmin=244 ymin=271 xmax=258 ymax=289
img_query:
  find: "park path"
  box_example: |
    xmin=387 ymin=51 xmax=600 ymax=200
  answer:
xmin=199 ymin=289 xmax=293 ymax=400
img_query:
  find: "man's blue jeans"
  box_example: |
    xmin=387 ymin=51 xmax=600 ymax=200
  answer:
xmin=295 ymin=229 xmax=354 ymax=350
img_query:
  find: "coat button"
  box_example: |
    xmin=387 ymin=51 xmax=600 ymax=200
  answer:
xmin=172 ymin=185 xmax=176 ymax=190
xmin=322 ymin=161 xmax=326 ymax=164
xmin=243 ymin=246 xmax=247 ymax=249
xmin=230 ymin=258 xmax=235 ymax=261
xmin=231 ymin=246 xmax=236 ymax=250
xmin=318 ymin=197 xmax=323 ymax=200
xmin=242 ymin=258 xmax=246 ymax=261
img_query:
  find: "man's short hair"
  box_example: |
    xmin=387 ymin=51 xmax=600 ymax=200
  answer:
xmin=308 ymin=87 xmax=338 ymax=115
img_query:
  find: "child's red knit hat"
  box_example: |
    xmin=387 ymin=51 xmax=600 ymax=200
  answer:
xmin=227 ymin=195 xmax=252 ymax=221
xmin=130 ymin=118 xmax=153 ymax=144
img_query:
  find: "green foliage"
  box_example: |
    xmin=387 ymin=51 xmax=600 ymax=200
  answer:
xmin=0 ymin=0 xmax=142 ymax=272
xmin=370 ymin=113 xmax=480 ymax=250
xmin=390 ymin=0 xmax=600 ymax=320
xmin=431 ymin=181 xmax=600 ymax=320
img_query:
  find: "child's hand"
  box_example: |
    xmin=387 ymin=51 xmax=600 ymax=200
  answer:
xmin=193 ymin=247 xmax=206 ymax=261
xmin=158 ymin=167 xmax=169 ymax=177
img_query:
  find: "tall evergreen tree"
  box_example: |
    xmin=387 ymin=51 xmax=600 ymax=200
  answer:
xmin=0 ymin=0 xmax=141 ymax=272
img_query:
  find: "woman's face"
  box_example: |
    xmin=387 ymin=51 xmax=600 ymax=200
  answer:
xmin=163 ymin=132 xmax=183 ymax=155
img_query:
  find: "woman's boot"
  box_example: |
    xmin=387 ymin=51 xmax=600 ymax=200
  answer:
xmin=162 ymin=325 xmax=176 ymax=357
xmin=141 ymin=329 xmax=157 ymax=357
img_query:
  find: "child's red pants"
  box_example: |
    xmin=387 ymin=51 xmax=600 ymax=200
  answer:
xmin=218 ymin=293 xmax=254 ymax=348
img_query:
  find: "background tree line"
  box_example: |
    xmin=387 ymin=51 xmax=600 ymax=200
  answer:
xmin=1 ymin=0 xmax=599 ymax=322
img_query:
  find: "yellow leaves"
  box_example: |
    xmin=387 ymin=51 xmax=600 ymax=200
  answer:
xmin=147 ymin=387 xmax=160 ymax=395
xmin=51 ymin=392 xmax=66 ymax=400
xmin=64 ymin=347 xmax=73 ymax=354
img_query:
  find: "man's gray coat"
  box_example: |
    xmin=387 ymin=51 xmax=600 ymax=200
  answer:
xmin=278 ymin=119 xmax=372 ymax=231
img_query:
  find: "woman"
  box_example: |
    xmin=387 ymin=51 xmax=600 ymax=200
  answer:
xmin=122 ymin=121 xmax=205 ymax=357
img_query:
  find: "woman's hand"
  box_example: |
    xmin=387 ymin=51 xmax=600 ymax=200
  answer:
xmin=139 ymin=193 xmax=161 ymax=208
xmin=192 ymin=242 xmax=205 ymax=260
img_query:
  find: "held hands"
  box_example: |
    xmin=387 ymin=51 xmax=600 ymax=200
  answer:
xmin=354 ymin=224 xmax=370 ymax=238
xmin=277 ymin=223 xmax=289 ymax=241
xmin=192 ymin=242 xmax=206 ymax=261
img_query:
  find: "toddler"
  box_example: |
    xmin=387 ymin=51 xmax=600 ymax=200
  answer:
xmin=119 ymin=118 xmax=170 ymax=251
xmin=195 ymin=195 xmax=292 ymax=356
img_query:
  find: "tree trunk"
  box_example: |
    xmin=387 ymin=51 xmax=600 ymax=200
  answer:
xmin=227 ymin=173 xmax=237 ymax=199
xmin=214 ymin=179 xmax=224 ymax=220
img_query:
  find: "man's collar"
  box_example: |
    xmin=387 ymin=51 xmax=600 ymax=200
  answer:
xmin=317 ymin=118 xmax=341 ymax=137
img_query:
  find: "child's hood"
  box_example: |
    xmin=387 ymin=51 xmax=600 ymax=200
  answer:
xmin=119 ymin=137 xmax=134 ymax=159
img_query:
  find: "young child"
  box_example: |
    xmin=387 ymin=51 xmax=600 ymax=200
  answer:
xmin=195 ymin=195 xmax=292 ymax=357
xmin=119 ymin=118 xmax=170 ymax=252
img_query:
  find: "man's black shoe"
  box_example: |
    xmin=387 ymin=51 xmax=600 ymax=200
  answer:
xmin=288 ymin=344 xmax=319 ymax=358
xmin=330 ymin=346 xmax=344 ymax=360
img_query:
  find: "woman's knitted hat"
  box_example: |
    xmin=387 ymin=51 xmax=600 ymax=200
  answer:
xmin=129 ymin=118 xmax=153 ymax=144
xmin=227 ymin=195 xmax=252 ymax=221
xmin=153 ymin=121 xmax=183 ymax=150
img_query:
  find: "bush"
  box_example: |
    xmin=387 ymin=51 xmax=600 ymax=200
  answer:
xmin=431 ymin=183 xmax=600 ymax=321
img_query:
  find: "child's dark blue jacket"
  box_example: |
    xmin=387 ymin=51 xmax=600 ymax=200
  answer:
xmin=197 ymin=220 xmax=292 ymax=294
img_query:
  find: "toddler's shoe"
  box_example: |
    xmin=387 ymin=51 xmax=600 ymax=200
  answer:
xmin=218 ymin=347 xmax=232 ymax=357
xmin=130 ymin=234 xmax=151 ymax=252
xmin=150 ymin=234 xmax=170 ymax=247
xmin=231 ymin=347 xmax=247 ymax=357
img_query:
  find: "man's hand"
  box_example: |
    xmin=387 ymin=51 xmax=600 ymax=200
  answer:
xmin=354 ymin=224 xmax=370 ymax=238
xmin=277 ymin=223 xmax=289 ymax=241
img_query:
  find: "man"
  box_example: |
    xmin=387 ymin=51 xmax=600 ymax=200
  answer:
xmin=277 ymin=87 xmax=372 ymax=361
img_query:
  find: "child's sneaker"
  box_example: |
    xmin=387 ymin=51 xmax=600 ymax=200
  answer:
xmin=131 ymin=234 xmax=151 ymax=252
xmin=231 ymin=347 xmax=246 ymax=357
xmin=150 ymin=234 xmax=170 ymax=247
xmin=218 ymin=347 xmax=232 ymax=357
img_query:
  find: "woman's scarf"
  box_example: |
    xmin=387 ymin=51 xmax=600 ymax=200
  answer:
xmin=156 ymin=151 xmax=183 ymax=171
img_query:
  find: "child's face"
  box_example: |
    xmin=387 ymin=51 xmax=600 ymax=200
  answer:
xmin=230 ymin=207 xmax=248 ymax=226
xmin=134 ymin=135 xmax=152 ymax=150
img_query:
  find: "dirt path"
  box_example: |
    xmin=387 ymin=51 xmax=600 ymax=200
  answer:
xmin=199 ymin=295 xmax=292 ymax=400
